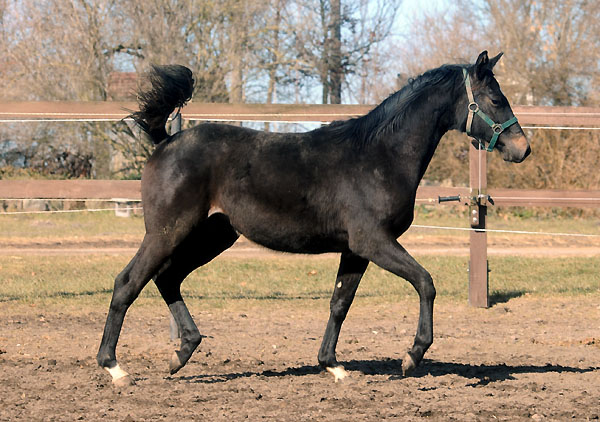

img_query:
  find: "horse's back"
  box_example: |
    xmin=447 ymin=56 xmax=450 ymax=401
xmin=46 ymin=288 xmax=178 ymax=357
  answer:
xmin=140 ymin=123 xmax=349 ymax=252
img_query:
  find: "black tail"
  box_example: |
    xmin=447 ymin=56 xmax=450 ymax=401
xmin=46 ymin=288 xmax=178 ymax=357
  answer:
xmin=130 ymin=65 xmax=194 ymax=144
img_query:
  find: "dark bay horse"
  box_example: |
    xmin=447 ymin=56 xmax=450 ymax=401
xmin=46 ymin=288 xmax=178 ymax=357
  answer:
xmin=97 ymin=51 xmax=530 ymax=386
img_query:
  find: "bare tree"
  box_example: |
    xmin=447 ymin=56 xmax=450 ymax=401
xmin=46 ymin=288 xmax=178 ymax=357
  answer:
xmin=0 ymin=0 xmax=403 ymax=177
xmin=291 ymin=0 xmax=401 ymax=104
xmin=397 ymin=0 xmax=600 ymax=106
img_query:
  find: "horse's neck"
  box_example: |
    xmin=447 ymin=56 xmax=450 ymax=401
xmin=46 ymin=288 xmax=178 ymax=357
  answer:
xmin=382 ymin=90 xmax=458 ymax=184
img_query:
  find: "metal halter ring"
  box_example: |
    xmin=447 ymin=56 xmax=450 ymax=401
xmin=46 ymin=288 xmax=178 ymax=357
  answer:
xmin=492 ymin=123 xmax=503 ymax=134
xmin=468 ymin=102 xmax=479 ymax=113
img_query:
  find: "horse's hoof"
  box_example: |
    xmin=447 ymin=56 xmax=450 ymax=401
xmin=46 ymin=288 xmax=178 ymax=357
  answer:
xmin=169 ymin=351 xmax=184 ymax=375
xmin=112 ymin=374 xmax=136 ymax=387
xmin=105 ymin=364 xmax=136 ymax=387
xmin=401 ymin=352 xmax=417 ymax=376
xmin=326 ymin=366 xmax=349 ymax=383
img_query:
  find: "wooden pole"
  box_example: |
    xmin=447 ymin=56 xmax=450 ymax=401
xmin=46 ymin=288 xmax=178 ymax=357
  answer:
xmin=469 ymin=142 xmax=489 ymax=308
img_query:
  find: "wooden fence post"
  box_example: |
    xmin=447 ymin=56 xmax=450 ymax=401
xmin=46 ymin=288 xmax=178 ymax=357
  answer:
xmin=469 ymin=142 xmax=489 ymax=308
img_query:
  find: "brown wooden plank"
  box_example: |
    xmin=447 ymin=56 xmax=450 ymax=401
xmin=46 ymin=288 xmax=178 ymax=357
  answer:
xmin=0 ymin=101 xmax=373 ymax=122
xmin=2 ymin=101 xmax=600 ymax=126
xmin=181 ymin=103 xmax=373 ymax=122
xmin=512 ymin=105 xmax=600 ymax=126
xmin=489 ymin=188 xmax=600 ymax=207
xmin=0 ymin=180 xmax=141 ymax=200
xmin=0 ymin=101 xmax=136 ymax=120
xmin=0 ymin=180 xmax=597 ymax=209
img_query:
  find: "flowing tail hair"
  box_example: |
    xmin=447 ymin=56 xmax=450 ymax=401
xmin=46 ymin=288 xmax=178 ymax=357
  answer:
xmin=130 ymin=65 xmax=194 ymax=144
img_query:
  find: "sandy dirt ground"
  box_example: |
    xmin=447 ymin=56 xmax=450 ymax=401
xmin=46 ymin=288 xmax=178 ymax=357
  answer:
xmin=1 ymin=296 xmax=599 ymax=421
xmin=0 ymin=235 xmax=599 ymax=257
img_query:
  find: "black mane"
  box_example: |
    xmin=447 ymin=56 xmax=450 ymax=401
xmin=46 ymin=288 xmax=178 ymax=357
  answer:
xmin=319 ymin=64 xmax=467 ymax=149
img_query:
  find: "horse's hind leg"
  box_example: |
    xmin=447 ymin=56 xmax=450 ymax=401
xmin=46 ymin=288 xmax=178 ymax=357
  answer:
xmin=154 ymin=213 xmax=239 ymax=375
xmin=97 ymin=234 xmax=175 ymax=386
xmin=318 ymin=251 xmax=369 ymax=381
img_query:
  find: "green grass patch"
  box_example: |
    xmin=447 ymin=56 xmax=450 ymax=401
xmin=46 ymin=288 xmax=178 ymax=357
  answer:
xmin=0 ymin=211 xmax=145 ymax=240
xmin=0 ymin=255 xmax=597 ymax=309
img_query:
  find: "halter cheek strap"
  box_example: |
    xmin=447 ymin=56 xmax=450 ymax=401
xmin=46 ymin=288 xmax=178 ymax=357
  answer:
xmin=463 ymin=68 xmax=518 ymax=152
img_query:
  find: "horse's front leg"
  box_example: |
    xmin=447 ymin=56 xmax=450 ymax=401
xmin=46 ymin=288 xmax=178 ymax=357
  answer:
xmin=349 ymin=230 xmax=436 ymax=376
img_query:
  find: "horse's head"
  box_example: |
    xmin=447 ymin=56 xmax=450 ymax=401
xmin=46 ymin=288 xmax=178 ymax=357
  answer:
xmin=462 ymin=51 xmax=530 ymax=163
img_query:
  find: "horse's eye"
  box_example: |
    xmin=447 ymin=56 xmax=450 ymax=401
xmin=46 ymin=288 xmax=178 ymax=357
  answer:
xmin=491 ymin=98 xmax=500 ymax=106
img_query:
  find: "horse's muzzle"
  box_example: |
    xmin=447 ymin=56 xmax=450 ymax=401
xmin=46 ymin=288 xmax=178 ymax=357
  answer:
xmin=504 ymin=135 xmax=531 ymax=163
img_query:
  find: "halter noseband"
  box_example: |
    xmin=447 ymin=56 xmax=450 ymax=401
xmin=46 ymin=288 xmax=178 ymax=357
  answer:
xmin=463 ymin=68 xmax=518 ymax=152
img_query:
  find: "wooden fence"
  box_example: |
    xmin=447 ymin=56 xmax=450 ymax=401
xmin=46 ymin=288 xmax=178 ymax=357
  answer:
xmin=1 ymin=101 xmax=600 ymax=307
xmin=2 ymin=101 xmax=600 ymax=125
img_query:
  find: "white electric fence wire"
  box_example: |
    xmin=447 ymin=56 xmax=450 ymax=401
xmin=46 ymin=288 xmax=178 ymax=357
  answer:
xmin=416 ymin=197 xmax=600 ymax=203
xmin=478 ymin=141 xmax=482 ymax=195
xmin=410 ymin=224 xmax=600 ymax=238
xmin=0 ymin=119 xmax=127 ymax=123
xmin=0 ymin=118 xmax=327 ymax=124
xmin=0 ymin=206 xmax=142 ymax=215
xmin=0 ymin=207 xmax=597 ymax=238
xmin=2 ymin=117 xmax=600 ymax=130
xmin=0 ymin=198 xmax=141 ymax=202
xmin=521 ymin=126 xmax=600 ymax=130
xmin=492 ymin=196 xmax=600 ymax=202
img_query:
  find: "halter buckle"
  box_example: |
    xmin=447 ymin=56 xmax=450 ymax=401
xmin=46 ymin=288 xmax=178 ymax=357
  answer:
xmin=468 ymin=102 xmax=479 ymax=113
xmin=492 ymin=123 xmax=503 ymax=134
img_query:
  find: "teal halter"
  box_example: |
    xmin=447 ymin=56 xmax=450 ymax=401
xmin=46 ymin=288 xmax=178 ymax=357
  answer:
xmin=463 ymin=68 xmax=518 ymax=152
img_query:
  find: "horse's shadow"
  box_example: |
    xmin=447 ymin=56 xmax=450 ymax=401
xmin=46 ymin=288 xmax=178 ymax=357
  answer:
xmin=175 ymin=358 xmax=598 ymax=386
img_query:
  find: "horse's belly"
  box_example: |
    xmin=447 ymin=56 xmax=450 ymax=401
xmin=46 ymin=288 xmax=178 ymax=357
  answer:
xmin=245 ymin=230 xmax=349 ymax=254
xmin=226 ymin=209 xmax=348 ymax=254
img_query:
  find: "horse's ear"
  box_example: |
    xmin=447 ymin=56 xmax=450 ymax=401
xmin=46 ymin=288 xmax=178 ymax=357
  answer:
xmin=488 ymin=52 xmax=503 ymax=69
xmin=475 ymin=50 xmax=489 ymax=80
xmin=474 ymin=51 xmax=502 ymax=80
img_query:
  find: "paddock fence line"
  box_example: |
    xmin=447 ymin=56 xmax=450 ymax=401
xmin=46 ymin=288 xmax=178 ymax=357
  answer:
xmin=2 ymin=101 xmax=600 ymax=126
xmin=1 ymin=102 xmax=600 ymax=308
xmin=1 ymin=181 xmax=599 ymax=207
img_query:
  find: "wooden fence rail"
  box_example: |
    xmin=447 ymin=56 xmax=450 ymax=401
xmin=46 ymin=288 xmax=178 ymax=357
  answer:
xmin=1 ymin=180 xmax=599 ymax=208
xmin=1 ymin=101 xmax=600 ymax=308
xmin=2 ymin=101 xmax=600 ymax=126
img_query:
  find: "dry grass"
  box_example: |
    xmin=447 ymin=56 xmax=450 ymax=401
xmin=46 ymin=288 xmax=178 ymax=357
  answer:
xmin=0 ymin=208 xmax=598 ymax=248
xmin=0 ymin=254 xmax=597 ymax=310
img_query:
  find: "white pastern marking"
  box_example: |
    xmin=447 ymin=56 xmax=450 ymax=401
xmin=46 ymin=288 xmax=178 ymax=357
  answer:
xmin=105 ymin=364 xmax=130 ymax=381
xmin=326 ymin=366 xmax=349 ymax=383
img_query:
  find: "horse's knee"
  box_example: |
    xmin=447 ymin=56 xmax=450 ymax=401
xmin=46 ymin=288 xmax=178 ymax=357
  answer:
xmin=416 ymin=273 xmax=436 ymax=302
xmin=423 ymin=280 xmax=436 ymax=302
xmin=113 ymin=272 xmax=128 ymax=293
xmin=109 ymin=287 xmax=136 ymax=311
